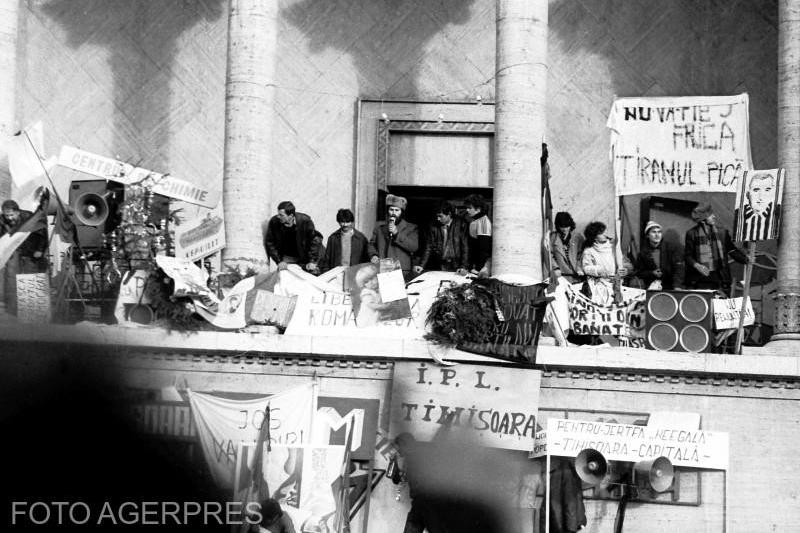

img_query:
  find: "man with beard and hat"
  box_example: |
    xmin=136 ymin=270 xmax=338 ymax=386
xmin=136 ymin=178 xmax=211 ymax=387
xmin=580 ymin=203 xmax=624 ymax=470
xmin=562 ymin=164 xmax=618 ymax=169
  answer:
xmin=634 ymin=220 xmax=682 ymax=290
xmin=368 ymin=194 xmax=419 ymax=280
xmin=684 ymin=204 xmax=748 ymax=292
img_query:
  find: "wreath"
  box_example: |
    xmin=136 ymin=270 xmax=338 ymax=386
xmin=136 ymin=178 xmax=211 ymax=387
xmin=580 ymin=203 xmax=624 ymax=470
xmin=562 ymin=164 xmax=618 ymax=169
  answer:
xmin=425 ymin=283 xmax=498 ymax=345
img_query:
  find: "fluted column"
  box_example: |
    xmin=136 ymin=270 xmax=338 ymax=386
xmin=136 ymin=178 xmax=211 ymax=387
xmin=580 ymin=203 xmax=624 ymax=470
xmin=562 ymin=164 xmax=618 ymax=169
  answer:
xmin=770 ymin=0 xmax=800 ymax=347
xmin=0 ymin=0 xmax=20 ymax=200
xmin=492 ymin=0 xmax=548 ymax=279
xmin=221 ymin=0 xmax=278 ymax=271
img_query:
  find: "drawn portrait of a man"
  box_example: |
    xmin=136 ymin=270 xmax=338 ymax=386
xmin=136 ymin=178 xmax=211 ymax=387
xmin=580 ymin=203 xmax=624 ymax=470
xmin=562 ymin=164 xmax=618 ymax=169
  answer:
xmin=734 ymin=169 xmax=783 ymax=242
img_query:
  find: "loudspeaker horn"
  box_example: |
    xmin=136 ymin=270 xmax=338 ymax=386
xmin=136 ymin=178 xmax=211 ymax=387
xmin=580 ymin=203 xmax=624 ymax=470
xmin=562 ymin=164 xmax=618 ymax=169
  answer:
xmin=633 ymin=456 xmax=674 ymax=493
xmin=574 ymin=448 xmax=609 ymax=486
xmin=74 ymin=191 xmax=111 ymax=226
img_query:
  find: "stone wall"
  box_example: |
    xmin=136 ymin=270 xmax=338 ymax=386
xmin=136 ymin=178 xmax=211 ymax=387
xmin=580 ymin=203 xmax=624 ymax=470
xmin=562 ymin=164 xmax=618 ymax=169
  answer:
xmin=16 ymin=0 xmax=778 ymax=237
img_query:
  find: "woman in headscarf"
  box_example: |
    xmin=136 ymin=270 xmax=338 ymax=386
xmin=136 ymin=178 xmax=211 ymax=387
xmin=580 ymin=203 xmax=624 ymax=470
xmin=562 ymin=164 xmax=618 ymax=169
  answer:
xmin=580 ymin=221 xmax=627 ymax=305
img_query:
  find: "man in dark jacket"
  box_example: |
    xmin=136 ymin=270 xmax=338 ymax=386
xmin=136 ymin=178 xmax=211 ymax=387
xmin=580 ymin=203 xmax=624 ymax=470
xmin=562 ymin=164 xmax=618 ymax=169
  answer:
xmin=368 ymin=194 xmax=419 ymax=280
xmin=413 ymin=201 xmax=468 ymax=275
xmin=684 ymin=204 xmax=748 ymax=292
xmin=318 ymin=208 xmax=370 ymax=273
xmin=1 ymin=199 xmax=49 ymax=315
xmin=263 ymin=201 xmax=319 ymax=272
xmin=635 ymin=220 xmax=682 ymax=290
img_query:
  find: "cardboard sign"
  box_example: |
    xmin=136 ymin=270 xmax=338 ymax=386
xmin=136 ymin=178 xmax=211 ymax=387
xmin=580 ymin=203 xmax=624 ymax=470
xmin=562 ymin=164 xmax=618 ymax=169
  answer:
xmin=607 ymin=94 xmax=752 ymax=196
xmin=390 ymin=362 xmax=542 ymax=451
xmin=16 ymin=273 xmax=50 ymax=323
xmin=734 ymin=168 xmax=784 ymax=242
xmin=174 ymin=210 xmax=226 ymax=262
xmin=713 ymin=297 xmax=755 ymax=330
xmin=286 ymin=290 xmax=423 ymax=339
xmin=114 ymin=270 xmax=153 ymax=323
xmin=315 ymin=397 xmax=380 ymax=461
xmin=546 ymin=418 xmax=729 ymax=470
xmin=58 ymin=146 xmax=220 ymax=208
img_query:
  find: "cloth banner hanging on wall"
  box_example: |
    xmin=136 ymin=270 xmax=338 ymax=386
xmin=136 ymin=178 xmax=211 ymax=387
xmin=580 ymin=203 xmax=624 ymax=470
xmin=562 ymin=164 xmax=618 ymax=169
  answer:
xmin=234 ymin=444 xmax=347 ymax=533
xmin=187 ymin=384 xmax=314 ymax=490
xmin=564 ymin=283 xmax=646 ymax=341
xmin=607 ymin=93 xmax=752 ymax=196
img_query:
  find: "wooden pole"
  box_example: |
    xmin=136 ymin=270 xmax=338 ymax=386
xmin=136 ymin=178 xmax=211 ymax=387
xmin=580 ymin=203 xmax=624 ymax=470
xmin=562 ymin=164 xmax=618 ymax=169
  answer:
xmin=360 ymin=458 xmax=375 ymax=533
xmin=493 ymin=0 xmax=548 ymax=279
xmin=735 ymin=242 xmax=756 ymax=354
xmin=221 ymin=0 xmax=277 ymax=272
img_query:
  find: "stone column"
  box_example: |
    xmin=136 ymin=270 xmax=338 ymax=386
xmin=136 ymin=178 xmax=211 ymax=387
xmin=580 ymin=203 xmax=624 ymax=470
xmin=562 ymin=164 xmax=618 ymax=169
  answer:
xmin=0 ymin=0 xmax=20 ymax=200
xmin=221 ymin=0 xmax=278 ymax=271
xmin=770 ymin=0 xmax=800 ymax=348
xmin=492 ymin=0 xmax=548 ymax=279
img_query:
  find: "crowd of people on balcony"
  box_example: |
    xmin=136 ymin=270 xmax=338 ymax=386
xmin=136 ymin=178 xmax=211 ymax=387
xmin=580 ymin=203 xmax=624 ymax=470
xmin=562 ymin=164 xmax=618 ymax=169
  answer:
xmin=263 ymin=194 xmax=493 ymax=284
xmin=262 ymin=196 xmax=750 ymax=304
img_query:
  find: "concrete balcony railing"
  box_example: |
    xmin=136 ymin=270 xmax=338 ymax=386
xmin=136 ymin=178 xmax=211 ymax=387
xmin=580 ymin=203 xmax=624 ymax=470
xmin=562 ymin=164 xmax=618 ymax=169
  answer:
xmin=1 ymin=316 xmax=798 ymax=380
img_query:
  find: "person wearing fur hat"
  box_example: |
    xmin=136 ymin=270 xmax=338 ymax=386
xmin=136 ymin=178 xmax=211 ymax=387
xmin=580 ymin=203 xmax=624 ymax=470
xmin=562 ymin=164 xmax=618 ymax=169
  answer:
xmin=634 ymin=220 xmax=682 ymax=290
xmin=368 ymin=194 xmax=419 ymax=280
xmin=684 ymin=204 xmax=748 ymax=292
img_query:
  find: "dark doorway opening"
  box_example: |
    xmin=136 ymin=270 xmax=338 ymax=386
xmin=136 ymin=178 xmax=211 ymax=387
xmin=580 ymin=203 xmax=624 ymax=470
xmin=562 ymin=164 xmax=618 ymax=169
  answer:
xmin=380 ymin=185 xmax=493 ymax=253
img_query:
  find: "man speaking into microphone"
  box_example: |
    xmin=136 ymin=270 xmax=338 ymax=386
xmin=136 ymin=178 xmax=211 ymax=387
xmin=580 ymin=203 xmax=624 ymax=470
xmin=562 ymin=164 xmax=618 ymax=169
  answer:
xmin=368 ymin=194 xmax=419 ymax=281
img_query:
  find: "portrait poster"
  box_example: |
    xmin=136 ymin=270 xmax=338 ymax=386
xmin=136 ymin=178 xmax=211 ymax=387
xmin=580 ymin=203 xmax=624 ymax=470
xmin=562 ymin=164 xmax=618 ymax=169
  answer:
xmin=734 ymin=168 xmax=784 ymax=242
xmin=346 ymin=262 xmax=411 ymax=327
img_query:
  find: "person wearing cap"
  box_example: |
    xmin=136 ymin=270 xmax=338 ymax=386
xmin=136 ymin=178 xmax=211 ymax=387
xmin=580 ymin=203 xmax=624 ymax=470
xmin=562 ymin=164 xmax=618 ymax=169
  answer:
xmin=368 ymin=194 xmax=419 ymax=280
xmin=550 ymin=211 xmax=584 ymax=283
xmin=1 ymin=199 xmax=48 ymax=316
xmin=249 ymin=498 xmax=296 ymax=533
xmin=634 ymin=220 xmax=682 ymax=290
xmin=263 ymin=201 xmax=320 ymax=273
xmin=684 ymin=204 xmax=748 ymax=292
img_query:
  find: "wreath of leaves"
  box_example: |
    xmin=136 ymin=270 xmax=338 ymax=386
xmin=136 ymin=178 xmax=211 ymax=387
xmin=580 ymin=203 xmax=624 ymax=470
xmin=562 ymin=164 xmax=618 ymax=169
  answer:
xmin=425 ymin=283 xmax=498 ymax=345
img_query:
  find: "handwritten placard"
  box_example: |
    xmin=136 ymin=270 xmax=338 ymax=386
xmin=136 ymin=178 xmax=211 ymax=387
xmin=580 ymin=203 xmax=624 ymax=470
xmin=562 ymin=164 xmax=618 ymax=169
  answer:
xmin=16 ymin=273 xmax=50 ymax=323
xmin=713 ymin=297 xmax=755 ymax=330
xmin=608 ymin=94 xmax=752 ymax=196
xmin=565 ymin=283 xmax=646 ymax=343
xmin=546 ymin=418 xmax=729 ymax=470
xmin=390 ymin=362 xmax=542 ymax=451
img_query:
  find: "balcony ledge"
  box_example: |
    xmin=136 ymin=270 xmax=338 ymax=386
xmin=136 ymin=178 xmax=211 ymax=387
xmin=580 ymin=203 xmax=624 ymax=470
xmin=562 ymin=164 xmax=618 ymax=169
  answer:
xmin=1 ymin=319 xmax=798 ymax=379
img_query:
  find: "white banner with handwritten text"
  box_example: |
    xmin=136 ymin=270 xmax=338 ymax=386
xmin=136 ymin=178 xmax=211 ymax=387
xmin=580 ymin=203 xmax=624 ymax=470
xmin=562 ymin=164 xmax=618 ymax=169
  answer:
xmin=607 ymin=94 xmax=752 ymax=196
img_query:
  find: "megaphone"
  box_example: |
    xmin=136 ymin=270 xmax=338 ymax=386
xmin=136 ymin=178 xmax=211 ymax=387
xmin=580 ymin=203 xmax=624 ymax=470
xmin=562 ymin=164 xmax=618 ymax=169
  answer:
xmin=633 ymin=456 xmax=674 ymax=493
xmin=574 ymin=448 xmax=610 ymax=486
xmin=74 ymin=191 xmax=111 ymax=226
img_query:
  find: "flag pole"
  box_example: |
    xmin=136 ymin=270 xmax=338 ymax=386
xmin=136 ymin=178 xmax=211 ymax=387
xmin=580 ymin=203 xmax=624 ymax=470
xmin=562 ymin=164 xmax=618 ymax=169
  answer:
xmin=734 ymin=242 xmax=756 ymax=354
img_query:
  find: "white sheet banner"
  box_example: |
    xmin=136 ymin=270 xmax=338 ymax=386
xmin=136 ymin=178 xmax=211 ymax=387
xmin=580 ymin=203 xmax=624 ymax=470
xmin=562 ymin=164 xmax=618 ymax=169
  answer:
xmin=188 ymin=384 xmax=314 ymax=489
xmin=547 ymin=418 xmax=729 ymax=470
xmin=607 ymin=94 xmax=752 ymax=196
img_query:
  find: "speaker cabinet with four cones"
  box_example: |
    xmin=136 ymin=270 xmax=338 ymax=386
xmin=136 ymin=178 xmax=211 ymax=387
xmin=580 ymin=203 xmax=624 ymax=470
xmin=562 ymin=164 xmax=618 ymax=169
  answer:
xmin=645 ymin=290 xmax=715 ymax=353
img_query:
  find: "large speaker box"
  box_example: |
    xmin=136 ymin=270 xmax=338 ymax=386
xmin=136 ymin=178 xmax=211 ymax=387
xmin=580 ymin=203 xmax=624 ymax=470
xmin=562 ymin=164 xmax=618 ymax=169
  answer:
xmin=645 ymin=290 xmax=715 ymax=353
xmin=69 ymin=180 xmax=124 ymax=249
